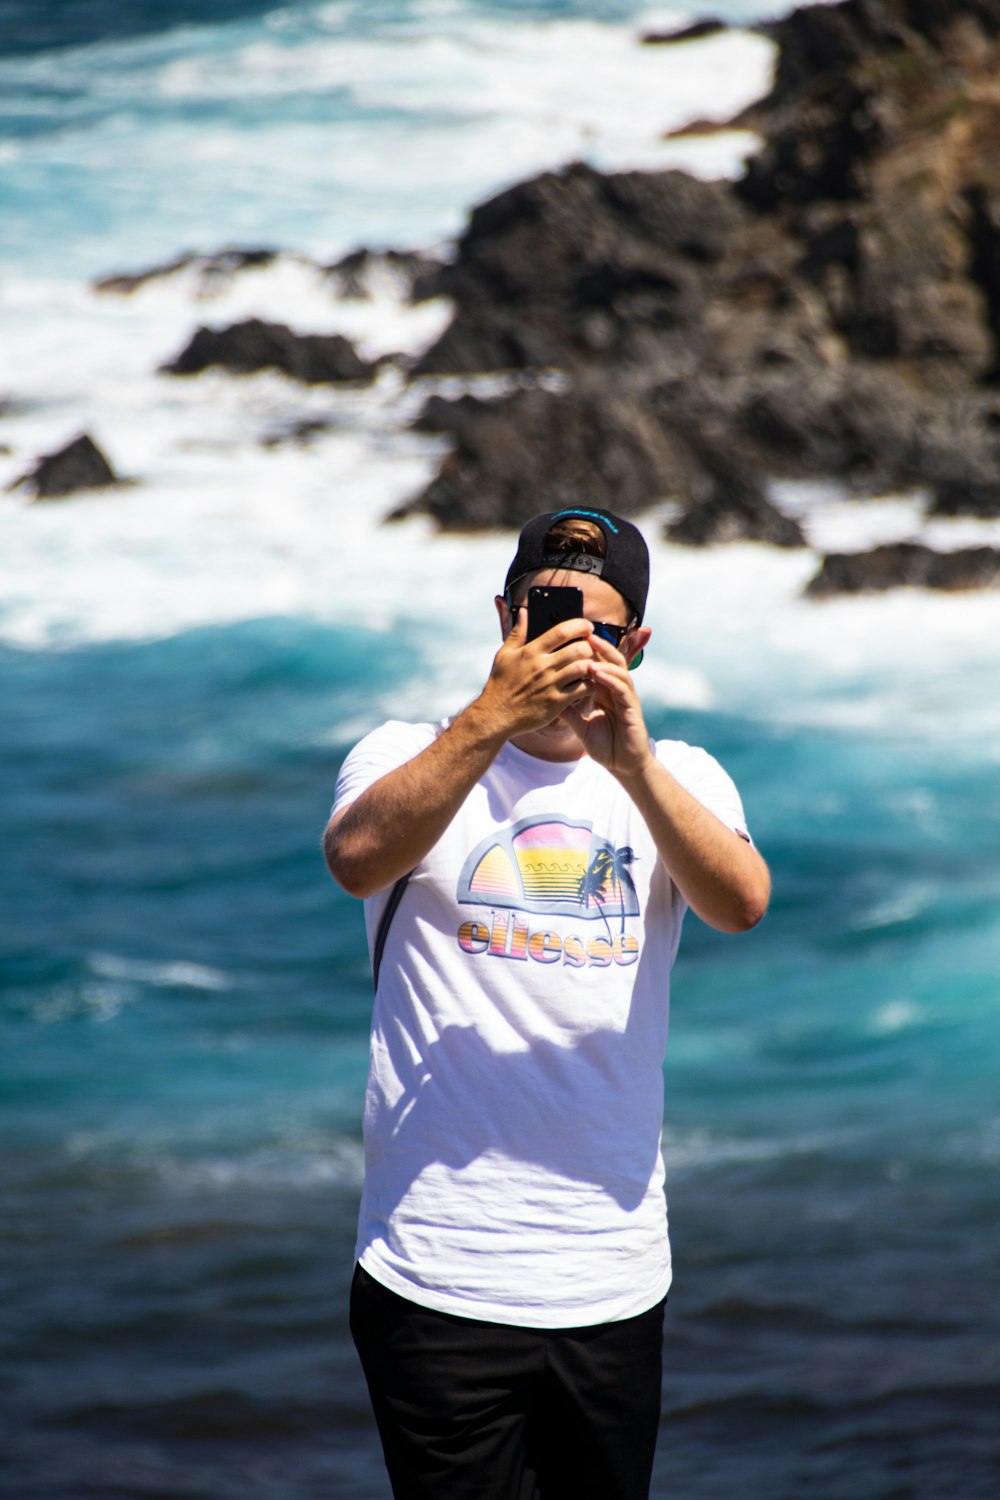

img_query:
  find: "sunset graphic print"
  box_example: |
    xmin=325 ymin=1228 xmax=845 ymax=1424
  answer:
xmin=457 ymin=817 xmax=640 ymax=921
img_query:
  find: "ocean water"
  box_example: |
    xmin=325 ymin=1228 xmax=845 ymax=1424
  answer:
xmin=2 ymin=2 xmax=999 ymax=1498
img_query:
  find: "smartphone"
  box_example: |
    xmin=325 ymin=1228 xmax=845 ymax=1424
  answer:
xmin=526 ymin=584 xmax=584 ymax=642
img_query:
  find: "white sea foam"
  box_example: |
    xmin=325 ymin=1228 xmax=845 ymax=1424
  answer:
xmin=62 ymin=1129 xmax=366 ymax=1192
xmin=661 ymin=1124 xmax=856 ymax=1178
xmin=89 ymin=954 xmax=232 ymax=990
xmin=854 ymin=880 xmax=939 ymax=932
xmin=0 ymin=8 xmax=773 ymax=278
xmin=154 ymin=1139 xmax=366 ymax=1193
xmin=869 ymin=999 xmax=921 ymax=1035
xmin=640 ymin=486 xmax=1000 ymax=746
xmin=25 ymin=983 xmax=137 ymax=1027
xmin=2 ymin=0 xmax=774 ymax=671
xmin=17 ymin=957 xmax=231 ymax=1026
xmin=2 ymin=3 xmax=999 ymax=747
xmin=5 ymin=409 xmax=1000 ymax=748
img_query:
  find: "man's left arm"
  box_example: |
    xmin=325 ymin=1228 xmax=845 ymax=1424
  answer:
xmin=567 ymin=639 xmax=770 ymax=934
xmin=612 ymin=753 xmax=769 ymax=933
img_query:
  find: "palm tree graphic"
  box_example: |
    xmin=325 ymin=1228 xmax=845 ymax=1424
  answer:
xmin=576 ymin=845 xmax=637 ymax=936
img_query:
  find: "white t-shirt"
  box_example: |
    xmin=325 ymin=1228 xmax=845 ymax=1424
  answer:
xmin=332 ymin=721 xmax=749 ymax=1328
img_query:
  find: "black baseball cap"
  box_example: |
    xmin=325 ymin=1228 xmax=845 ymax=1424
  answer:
xmin=504 ymin=507 xmax=650 ymax=624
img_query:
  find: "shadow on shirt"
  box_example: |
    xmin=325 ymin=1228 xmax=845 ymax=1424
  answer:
xmin=364 ymin=965 xmax=667 ymax=1218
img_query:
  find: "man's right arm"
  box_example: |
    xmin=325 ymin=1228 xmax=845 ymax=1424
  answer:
xmin=323 ymin=703 xmax=509 ymax=897
xmin=323 ymin=607 xmax=594 ymax=898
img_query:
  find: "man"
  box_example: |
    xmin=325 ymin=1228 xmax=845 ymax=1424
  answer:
xmin=324 ymin=506 xmax=769 ymax=1500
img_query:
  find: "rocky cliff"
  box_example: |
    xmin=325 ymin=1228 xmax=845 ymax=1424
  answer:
xmin=390 ymin=0 xmax=1000 ymax=585
xmin=64 ymin=0 xmax=1000 ymax=592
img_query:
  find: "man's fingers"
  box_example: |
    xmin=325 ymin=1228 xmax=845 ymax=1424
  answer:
xmin=588 ymin=633 xmax=628 ymax=666
xmin=569 ymin=699 xmax=604 ymax=725
xmin=548 ymin=639 xmax=597 ymax=673
xmin=508 ymin=603 xmax=527 ymax=640
xmin=586 ymin=661 xmax=631 ymax=696
xmin=551 ymin=666 xmax=598 ymax=703
xmin=539 ymin=617 xmax=594 ymax=652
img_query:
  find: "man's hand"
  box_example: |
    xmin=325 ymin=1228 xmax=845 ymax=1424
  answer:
xmin=567 ymin=636 xmax=770 ymax=932
xmin=476 ymin=604 xmax=597 ymax=740
xmin=564 ymin=634 xmax=653 ymax=776
xmin=325 ymin=607 xmax=597 ymax=899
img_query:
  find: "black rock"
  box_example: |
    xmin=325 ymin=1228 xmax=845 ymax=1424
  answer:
xmin=737 ymin=368 xmax=926 ymax=484
xmin=641 ymin=18 xmax=729 ymax=45
xmin=918 ymin=405 xmax=1000 ymax=519
xmin=928 ymin=474 xmax=1000 ymax=518
xmin=8 ymin=433 xmax=119 ymax=500
xmin=666 ymin=480 xmax=807 ymax=547
xmin=79 ymin=0 xmax=1000 ymax=559
xmin=161 ymin=318 xmax=375 ymax=384
xmin=94 ymin=247 xmax=280 ymax=295
xmin=412 ymin=162 xmax=745 ymax=376
xmin=394 ymin=384 xmax=684 ymax=531
xmin=965 ymin=184 xmax=1000 ymax=383
xmin=325 ymin=247 xmax=444 ymax=301
xmin=410 ymin=393 xmax=492 ymax=434
xmin=259 ymin=418 xmax=336 ymax=449
xmin=805 ymin=541 xmax=1000 ymax=596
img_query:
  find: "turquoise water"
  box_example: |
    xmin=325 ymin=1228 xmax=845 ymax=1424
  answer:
xmin=3 ymin=623 xmax=998 ymax=1497
xmin=2 ymin=2 xmax=999 ymax=1496
xmin=0 ymin=0 xmax=777 ymax=277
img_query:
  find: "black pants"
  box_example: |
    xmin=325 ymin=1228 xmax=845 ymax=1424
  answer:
xmin=350 ymin=1264 xmax=666 ymax=1500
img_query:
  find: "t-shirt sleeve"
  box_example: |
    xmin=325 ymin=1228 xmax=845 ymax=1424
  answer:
xmin=331 ymin=719 xmax=441 ymax=818
xmin=655 ymin=740 xmax=752 ymax=842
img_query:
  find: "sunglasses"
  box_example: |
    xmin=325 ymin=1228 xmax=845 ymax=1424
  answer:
xmin=589 ymin=620 xmax=629 ymax=648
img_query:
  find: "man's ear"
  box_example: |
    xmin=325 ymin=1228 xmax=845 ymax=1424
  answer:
xmin=495 ymin=595 xmax=511 ymax=639
xmin=625 ymin=624 xmax=651 ymax=670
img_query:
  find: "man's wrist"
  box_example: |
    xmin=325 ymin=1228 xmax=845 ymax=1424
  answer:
xmin=609 ymin=744 xmax=658 ymax=788
xmin=456 ymin=692 xmax=514 ymax=756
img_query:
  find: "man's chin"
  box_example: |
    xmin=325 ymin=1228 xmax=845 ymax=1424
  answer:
xmin=543 ymin=701 xmax=591 ymax=736
xmin=512 ymin=709 xmax=589 ymax=761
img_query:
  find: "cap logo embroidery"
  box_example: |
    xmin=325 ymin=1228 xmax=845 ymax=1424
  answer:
xmin=539 ymin=550 xmax=604 ymax=576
